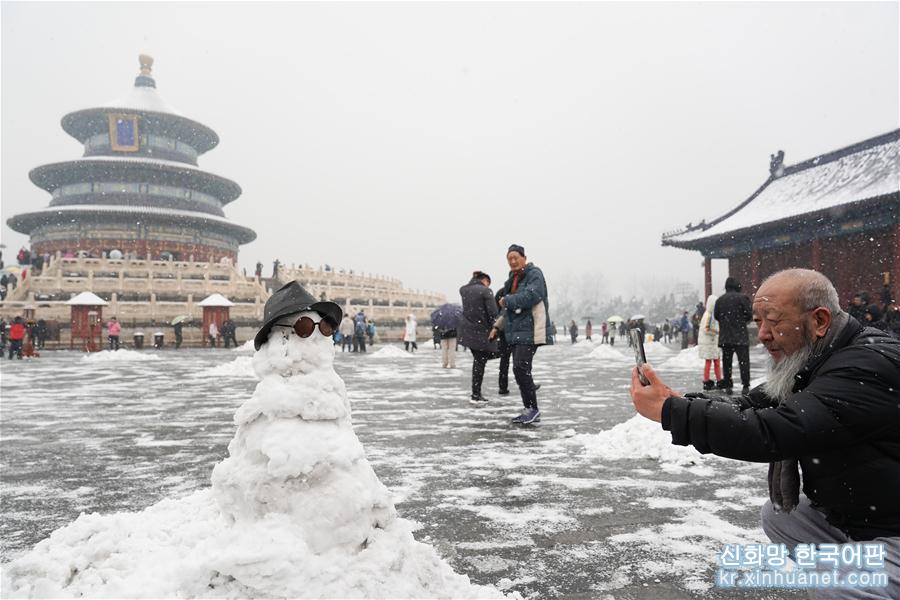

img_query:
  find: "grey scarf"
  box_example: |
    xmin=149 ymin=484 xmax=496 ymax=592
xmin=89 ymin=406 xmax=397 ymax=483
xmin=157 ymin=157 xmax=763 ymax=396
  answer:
xmin=767 ymin=311 xmax=850 ymax=512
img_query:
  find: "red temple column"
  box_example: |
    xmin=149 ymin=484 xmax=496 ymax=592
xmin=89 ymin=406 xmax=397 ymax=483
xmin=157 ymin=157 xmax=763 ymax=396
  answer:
xmin=893 ymin=222 xmax=900 ymax=300
xmin=704 ymin=255 xmax=712 ymax=299
xmin=751 ymin=248 xmax=760 ymax=290
xmin=811 ymin=238 xmax=822 ymax=272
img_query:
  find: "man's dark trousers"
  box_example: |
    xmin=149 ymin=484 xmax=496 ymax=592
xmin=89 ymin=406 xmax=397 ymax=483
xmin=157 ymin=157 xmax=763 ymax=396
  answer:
xmin=471 ymin=350 xmax=492 ymax=396
xmin=512 ymin=344 xmax=539 ymax=409
xmin=498 ymin=334 xmax=512 ymax=393
xmin=721 ymin=343 xmax=750 ymax=387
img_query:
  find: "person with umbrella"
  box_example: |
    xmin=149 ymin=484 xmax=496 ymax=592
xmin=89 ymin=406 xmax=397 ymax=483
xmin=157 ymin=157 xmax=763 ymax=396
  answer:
xmin=431 ymin=303 xmax=462 ymax=368
xmin=458 ymin=271 xmax=499 ymax=402
xmin=489 ymin=244 xmax=553 ymax=424
xmin=171 ymin=315 xmax=187 ymax=349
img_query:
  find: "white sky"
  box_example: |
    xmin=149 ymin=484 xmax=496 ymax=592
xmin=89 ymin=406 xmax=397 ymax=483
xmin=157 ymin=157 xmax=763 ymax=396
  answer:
xmin=2 ymin=2 xmax=897 ymax=301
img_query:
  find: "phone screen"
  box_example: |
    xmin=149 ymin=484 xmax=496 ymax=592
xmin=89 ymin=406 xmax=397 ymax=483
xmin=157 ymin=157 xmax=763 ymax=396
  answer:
xmin=630 ymin=329 xmax=650 ymax=385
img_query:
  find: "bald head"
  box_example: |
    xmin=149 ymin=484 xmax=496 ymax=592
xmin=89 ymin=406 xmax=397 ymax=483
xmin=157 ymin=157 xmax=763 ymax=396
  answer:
xmin=757 ymin=269 xmax=841 ymax=314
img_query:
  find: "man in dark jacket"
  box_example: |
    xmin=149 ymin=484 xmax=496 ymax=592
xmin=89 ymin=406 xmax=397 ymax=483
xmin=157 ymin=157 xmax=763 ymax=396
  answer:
xmin=458 ymin=271 xmax=499 ymax=403
xmin=490 ymin=245 xmax=553 ymax=424
xmin=631 ymin=269 xmax=900 ymax=598
xmin=714 ymin=276 xmax=753 ymax=395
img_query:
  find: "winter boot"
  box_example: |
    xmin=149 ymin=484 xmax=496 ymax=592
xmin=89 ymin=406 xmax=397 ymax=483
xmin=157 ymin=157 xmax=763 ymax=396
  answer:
xmin=470 ymin=393 xmax=489 ymax=404
xmin=741 ymin=385 xmax=751 ymax=395
xmin=520 ymin=408 xmax=541 ymax=424
xmin=498 ymin=389 xmax=510 ymax=396
xmin=702 ymin=380 xmax=715 ymax=391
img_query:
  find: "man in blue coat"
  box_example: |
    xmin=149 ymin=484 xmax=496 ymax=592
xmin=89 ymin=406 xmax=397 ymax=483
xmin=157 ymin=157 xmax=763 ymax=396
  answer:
xmin=490 ymin=244 xmax=553 ymax=424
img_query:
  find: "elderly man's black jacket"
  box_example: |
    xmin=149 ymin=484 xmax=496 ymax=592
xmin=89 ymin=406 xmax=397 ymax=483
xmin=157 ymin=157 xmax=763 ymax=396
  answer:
xmin=661 ymin=318 xmax=900 ymax=540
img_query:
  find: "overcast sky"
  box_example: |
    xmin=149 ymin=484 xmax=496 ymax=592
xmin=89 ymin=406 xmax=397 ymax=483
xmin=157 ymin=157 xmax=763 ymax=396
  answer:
xmin=2 ymin=2 xmax=897 ymax=301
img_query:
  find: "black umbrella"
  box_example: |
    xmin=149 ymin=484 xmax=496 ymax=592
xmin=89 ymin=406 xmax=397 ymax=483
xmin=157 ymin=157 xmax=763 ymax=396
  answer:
xmin=430 ymin=303 xmax=463 ymax=330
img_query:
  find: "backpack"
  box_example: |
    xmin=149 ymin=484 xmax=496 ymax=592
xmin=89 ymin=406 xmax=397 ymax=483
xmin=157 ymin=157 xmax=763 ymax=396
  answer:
xmin=354 ymin=320 xmax=365 ymax=335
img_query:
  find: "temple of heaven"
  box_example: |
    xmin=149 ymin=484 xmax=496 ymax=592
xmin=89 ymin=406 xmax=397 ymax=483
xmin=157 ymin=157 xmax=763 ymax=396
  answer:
xmin=7 ymin=55 xmax=256 ymax=263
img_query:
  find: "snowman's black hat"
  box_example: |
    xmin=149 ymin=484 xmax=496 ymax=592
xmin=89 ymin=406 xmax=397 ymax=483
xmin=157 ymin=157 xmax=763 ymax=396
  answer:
xmin=254 ymin=281 xmax=343 ymax=350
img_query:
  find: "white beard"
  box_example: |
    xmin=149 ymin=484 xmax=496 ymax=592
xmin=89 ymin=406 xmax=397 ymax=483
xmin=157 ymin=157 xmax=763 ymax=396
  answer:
xmin=762 ymin=341 xmax=814 ymax=402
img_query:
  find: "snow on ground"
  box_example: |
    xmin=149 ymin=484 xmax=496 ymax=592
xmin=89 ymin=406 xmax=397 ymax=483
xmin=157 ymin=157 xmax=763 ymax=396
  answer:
xmin=369 ymin=344 xmax=415 ymax=358
xmin=587 ymin=344 xmax=631 ymax=363
xmin=231 ymin=339 xmax=256 ymax=354
xmin=1 ymin=341 xmax=790 ymax=598
xmin=658 ymin=345 xmax=704 ymax=370
xmin=2 ymin=326 xmax=507 ymax=599
xmin=81 ymin=349 xmax=160 ymax=362
xmin=195 ymin=356 xmax=258 ymax=379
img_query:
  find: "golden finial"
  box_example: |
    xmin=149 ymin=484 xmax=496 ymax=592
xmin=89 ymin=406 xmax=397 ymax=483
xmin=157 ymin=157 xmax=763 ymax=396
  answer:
xmin=139 ymin=54 xmax=154 ymax=76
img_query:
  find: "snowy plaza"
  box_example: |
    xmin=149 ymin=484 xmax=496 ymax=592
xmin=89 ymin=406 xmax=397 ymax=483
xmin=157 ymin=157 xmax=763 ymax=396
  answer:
xmin=0 ymin=340 xmax=801 ymax=598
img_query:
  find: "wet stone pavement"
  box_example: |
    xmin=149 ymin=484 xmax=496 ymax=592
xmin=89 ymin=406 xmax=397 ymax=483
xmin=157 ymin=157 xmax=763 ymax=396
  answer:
xmin=0 ymin=340 xmax=801 ymax=599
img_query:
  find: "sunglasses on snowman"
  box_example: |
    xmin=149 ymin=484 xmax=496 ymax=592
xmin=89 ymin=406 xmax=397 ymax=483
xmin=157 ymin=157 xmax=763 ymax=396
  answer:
xmin=277 ymin=316 xmax=335 ymax=338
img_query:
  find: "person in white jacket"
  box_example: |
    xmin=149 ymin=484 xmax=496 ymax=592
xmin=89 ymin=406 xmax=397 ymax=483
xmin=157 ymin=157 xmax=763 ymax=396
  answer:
xmin=403 ymin=314 xmax=418 ymax=352
xmin=697 ymin=294 xmax=722 ymax=390
xmin=208 ymin=320 xmax=219 ymax=348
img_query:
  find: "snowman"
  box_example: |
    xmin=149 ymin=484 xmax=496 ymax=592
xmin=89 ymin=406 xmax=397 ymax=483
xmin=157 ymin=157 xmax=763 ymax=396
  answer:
xmin=2 ymin=281 xmax=508 ymax=599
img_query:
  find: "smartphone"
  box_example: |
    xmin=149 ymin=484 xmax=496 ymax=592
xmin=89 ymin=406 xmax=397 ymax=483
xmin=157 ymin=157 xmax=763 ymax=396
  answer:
xmin=630 ymin=329 xmax=650 ymax=386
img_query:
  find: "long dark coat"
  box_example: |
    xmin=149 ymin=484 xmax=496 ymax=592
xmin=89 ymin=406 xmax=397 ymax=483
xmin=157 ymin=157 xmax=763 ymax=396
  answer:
xmin=662 ymin=319 xmax=900 ymax=540
xmin=458 ymin=278 xmax=499 ymax=353
xmin=714 ymin=291 xmax=753 ymax=346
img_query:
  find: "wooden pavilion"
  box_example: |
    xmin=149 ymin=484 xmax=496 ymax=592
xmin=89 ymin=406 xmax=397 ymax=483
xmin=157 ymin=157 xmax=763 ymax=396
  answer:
xmin=662 ymin=129 xmax=899 ymax=304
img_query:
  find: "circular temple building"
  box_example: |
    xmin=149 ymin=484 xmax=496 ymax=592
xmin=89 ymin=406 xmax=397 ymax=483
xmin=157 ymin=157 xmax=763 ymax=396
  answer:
xmin=7 ymin=55 xmax=255 ymax=263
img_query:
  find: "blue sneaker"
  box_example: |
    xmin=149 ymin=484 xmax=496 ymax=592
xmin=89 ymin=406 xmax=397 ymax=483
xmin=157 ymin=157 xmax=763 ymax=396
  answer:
xmin=521 ymin=408 xmax=541 ymax=424
xmin=510 ymin=412 xmax=526 ymax=423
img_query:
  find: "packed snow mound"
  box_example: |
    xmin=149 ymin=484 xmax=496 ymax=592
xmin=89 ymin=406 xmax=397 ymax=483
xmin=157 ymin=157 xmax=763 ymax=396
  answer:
xmin=197 ymin=356 xmax=258 ymax=379
xmin=573 ymin=339 xmax=595 ymax=348
xmin=3 ymin=312 xmax=507 ymax=599
xmin=231 ymin=339 xmax=256 ymax=354
xmin=658 ymin=346 xmax=704 ymax=371
xmin=568 ymin=414 xmax=711 ymax=467
xmin=587 ymin=345 xmax=630 ymax=363
xmin=641 ymin=341 xmax=673 ymax=361
xmin=81 ymin=349 xmax=160 ymax=362
xmin=369 ymin=345 xmax=414 ymax=358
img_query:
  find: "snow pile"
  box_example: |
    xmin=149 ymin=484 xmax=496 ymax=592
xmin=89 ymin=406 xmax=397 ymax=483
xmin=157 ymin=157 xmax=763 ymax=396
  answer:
xmin=658 ymin=346 xmax=703 ymax=371
xmin=2 ymin=311 xmax=505 ymax=599
xmin=369 ymin=345 xmax=414 ymax=359
xmin=231 ymin=339 xmax=256 ymax=354
xmin=569 ymin=414 xmax=710 ymax=467
xmin=641 ymin=341 xmax=672 ymax=361
xmin=587 ymin=345 xmax=630 ymax=364
xmin=197 ymin=356 xmax=257 ymax=379
xmin=573 ymin=339 xmax=596 ymax=349
xmin=81 ymin=349 xmax=160 ymax=363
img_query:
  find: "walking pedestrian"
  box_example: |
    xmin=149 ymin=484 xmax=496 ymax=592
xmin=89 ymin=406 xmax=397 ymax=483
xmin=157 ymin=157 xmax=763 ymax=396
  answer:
xmin=339 ymin=313 xmax=355 ymax=352
xmin=601 ymin=321 xmax=609 ymax=344
xmin=35 ymin=318 xmax=47 ymax=349
xmin=0 ymin=317 xmax=7 ymax=353
xmin=495 ymin=288 xmax=512 ymax=396
xmin=714 ymin=276 xmax=753 ymax=395
xmin=107 ymin=316 xmax=121 ymax=351
xmin=403 ymin=314 xmax=418 ymax=352
xmin=489 ymin=244 xmax=552 ymax=424
xmin=440 ymin=327 xmax=457 ymax=368
xmin=459 ymin=271 xmax=499 ymax=402
xmin=585 ymin=319 xmax=593 ymax=341
xmin=8 ymin=316 xmax=25 ymax=359
xmin=221 ymin=318 xmax=238 ymax=348
xmin=173 ymin=321 xmax=184 ymax=349
xmin=353 ymin=310 xmax=367 ymax=353
xmin=367 ymin=320 xmax=376 ymax=346
xmin=698 ymin=294 xmax=723 ymax=390
xmin=207 ymin=320 xmax=219 ymax=348
xmin=568 ymin=320 xmax=578 ymax=344
xmin=678 ymin=311 xmax=690 ymax=349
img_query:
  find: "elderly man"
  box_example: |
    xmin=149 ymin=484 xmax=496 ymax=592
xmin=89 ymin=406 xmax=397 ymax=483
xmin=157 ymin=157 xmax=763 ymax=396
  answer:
xmin=490 ymin=244 xmax=553 ymax=424
xmin=630 ymin=269 xmax=899 ymax=598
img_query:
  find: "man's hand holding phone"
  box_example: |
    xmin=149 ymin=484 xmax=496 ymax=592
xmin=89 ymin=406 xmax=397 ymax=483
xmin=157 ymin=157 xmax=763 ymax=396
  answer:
xmin=629 ymin=364 xmax=679 ymax=423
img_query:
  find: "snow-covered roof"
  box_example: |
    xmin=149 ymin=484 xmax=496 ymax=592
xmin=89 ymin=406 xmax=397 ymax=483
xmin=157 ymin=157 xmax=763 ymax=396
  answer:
xmin=198 ymin=293 xmax=234 ymax=307
xmin=8 ymin=204 xmax=257 ymax=244
xmin=28 ymin=157 xmax=242 ymax=203
xmin=663 ymin=130 xmax=899 ymax=247
xmin=102 ymin=85 xmax=180 ymax=116
xmin=66 ymin=291 xmax=109 ymax=306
